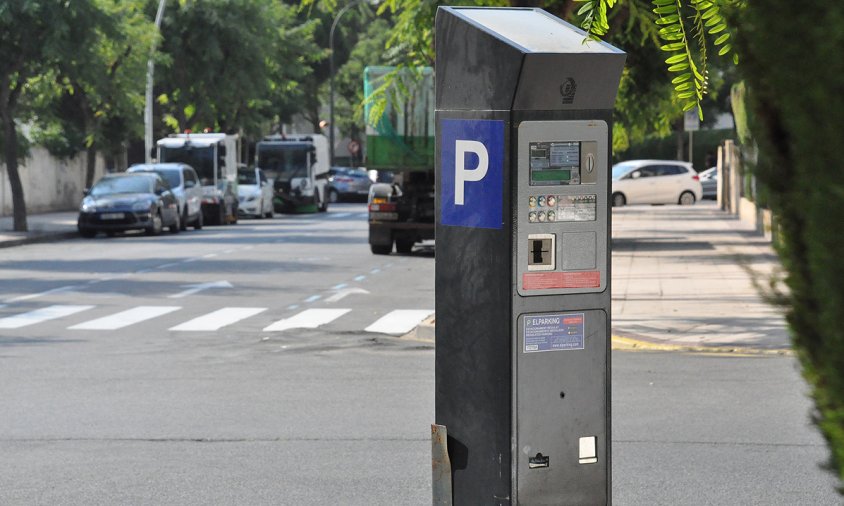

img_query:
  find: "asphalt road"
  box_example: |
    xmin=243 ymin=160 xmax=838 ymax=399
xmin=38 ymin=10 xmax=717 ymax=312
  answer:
xmin=0 ymin=203 xmax=837 ymax=504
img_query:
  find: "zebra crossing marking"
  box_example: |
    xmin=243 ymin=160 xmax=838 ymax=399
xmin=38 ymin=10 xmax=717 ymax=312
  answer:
xmin=263 ymin=308 xmax=351 ymax=332
xmin=69 ymin=306 xmax=181 ymax=330
xmin=0 ymin=305 xmax=95 ymax=329
xmin=169 ymin=307 xmax=267 ymax=332
xmin=364 ymin=310 xmax=434 ymax=335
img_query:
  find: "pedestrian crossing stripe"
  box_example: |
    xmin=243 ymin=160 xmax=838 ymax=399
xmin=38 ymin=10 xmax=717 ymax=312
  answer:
xmin=0 ymin=305 xmax=94 ymax=329
xmin=263 ymin=308 xmax=351 ymax=332
xmin=0 ymin=305 xmax=432 ymax=335
xmin=365 ymin=310 xmax=434 ymax=334
xmin=169 ymin=307 xmax=267 ymax=331
xmin=69 ymin=306 xmax=181 ymax=330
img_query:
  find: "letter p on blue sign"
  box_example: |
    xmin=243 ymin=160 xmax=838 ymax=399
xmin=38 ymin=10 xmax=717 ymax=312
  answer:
xmin=440 ymin=119 xmax=504 ymax=229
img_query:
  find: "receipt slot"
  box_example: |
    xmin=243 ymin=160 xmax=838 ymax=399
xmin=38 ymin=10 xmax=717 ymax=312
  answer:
xmin=434 ymin=7 xmax=625 ymax=505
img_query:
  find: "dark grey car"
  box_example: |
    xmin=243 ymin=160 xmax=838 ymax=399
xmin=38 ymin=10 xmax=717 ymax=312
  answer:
xmin=327 ymin=167 xmax=372 ymax=202
xmin=78 ymin=173 xmax=181 ymax=238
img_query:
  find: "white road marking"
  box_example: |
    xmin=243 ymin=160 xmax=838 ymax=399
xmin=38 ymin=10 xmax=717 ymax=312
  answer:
xmin=286 ymin=304 xmax=299 ymax=310
xmin=365 ymin=310 xmax=434 ymax=335
xmin=331 ymin=213 xmax=351 ymax=218
xmin=0 ymin=305 xmax=95 ymax=329
xmin=333 ymin=283 xmax=348 ymax=290
xmin=4 ymin=285 xmax=80 ymax=304
xmin=69 ymin=306 xmax=181 ymax=330
xmin=304 ymin=295 xmax=321 ymax=303
xmin=263 ymin=308 xmax=351 ymax=332
xmin=370 ymin=268 xmax=381 ymax=274
xmin=169 ymin=307 xmax=267 ymax=332
xmin=156 ymin=263 xmax=178 ymax=269
xmin=168 ymin=281 xmax=233 ymax=299
xmin=325 ymin=287 xmax=369 ymax=303
xmin=354 ymin=275 xmax=366 ymax=282
xmin=203 ymin=253 xmax=217 ymax=258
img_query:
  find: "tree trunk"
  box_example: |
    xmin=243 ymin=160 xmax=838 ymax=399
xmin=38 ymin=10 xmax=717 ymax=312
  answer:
xmin=85 ymin=143 xmax=97 ymax=189
xmin=1 ymin=108 xmax=27 ymax=232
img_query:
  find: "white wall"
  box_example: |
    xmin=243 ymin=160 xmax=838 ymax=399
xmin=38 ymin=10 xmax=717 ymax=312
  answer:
xmin=0 ymin=147 xmax=106 ymax=216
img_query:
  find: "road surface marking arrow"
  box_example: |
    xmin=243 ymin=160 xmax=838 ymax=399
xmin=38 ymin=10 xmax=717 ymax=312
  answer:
xmin=325 ymin=287 xmax=370 ymax=303
xmin=168 ymin=281 xmax=233 ymax=299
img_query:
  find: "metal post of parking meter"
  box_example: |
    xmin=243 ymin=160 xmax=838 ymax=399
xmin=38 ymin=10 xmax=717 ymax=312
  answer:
xmin=432 ymin=8 xmax=625 ymax=505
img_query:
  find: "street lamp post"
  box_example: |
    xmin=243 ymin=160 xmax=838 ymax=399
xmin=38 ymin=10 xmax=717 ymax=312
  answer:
xmin=145 ymin=0 xmax=168 ymax=163
xmin=329 ymin=0 xmax=365 ymax=167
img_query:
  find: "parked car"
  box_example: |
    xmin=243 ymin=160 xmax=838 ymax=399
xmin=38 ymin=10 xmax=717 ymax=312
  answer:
xmin=611 ymin=160 xmax=702 ymax=206
xmin=208 ymin=179 xmax=239 ymax=225
xmin=237 ymin=166 xmax=274 ymax=218
xmin=699 ymin=166 xmax=718 ymax=199
xmin=78 ymin=173 xmax=180 ymax=238
xmin=327 ymin=167 xmax=372 ymax=202
xmin=127 ymin=163 xmax=203 ymax=229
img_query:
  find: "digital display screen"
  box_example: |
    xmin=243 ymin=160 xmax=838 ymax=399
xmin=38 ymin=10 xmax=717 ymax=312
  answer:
xmin=529 ymin=141 xmax=581 ymax=185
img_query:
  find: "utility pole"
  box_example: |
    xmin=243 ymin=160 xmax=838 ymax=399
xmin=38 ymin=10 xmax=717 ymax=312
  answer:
xmin=145 ymin=0 xmax=167 ymax=163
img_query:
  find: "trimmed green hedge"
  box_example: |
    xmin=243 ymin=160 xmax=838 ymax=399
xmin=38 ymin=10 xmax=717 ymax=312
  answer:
xmin=736 ymin=0 xmax=844 ymax=485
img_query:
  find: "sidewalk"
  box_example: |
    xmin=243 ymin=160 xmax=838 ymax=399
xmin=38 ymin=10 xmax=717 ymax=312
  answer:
xmin=412 ymin=201 xmax=790 ymax=352
xmin=612 ymin=201 xmax=790 ymax=351
xmin=0 ymin=211 xmax=79 ymax=248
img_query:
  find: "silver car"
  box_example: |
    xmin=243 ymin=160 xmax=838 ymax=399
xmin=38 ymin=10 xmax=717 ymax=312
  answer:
xmin=128 ymin=163 xmax=204 ymax=229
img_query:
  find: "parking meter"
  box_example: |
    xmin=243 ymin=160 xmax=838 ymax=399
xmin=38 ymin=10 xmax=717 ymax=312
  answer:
xmin=433 ymin=7 xmax=625 ymax=505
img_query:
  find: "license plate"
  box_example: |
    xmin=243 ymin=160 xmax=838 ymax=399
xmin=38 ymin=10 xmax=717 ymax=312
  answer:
xmin=100 ymin=213 xmax=124 ymax=220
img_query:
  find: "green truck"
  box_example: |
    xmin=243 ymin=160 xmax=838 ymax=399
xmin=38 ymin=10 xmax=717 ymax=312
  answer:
xmin=364 ymin=66 xmax=435 ymax=255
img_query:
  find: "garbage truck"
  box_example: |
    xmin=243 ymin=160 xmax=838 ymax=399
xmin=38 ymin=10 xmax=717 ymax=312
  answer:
xmin=364 ymin=66 xmax=435 ymax=254
xmin=256 ymin=134 xmax=329 ymax=213
xmin=156 ymin=132 xmax=240 ymax=225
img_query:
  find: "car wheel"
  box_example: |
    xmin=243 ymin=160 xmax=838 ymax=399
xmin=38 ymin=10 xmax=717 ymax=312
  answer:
xmin=329 ymin=189 xmax=339 ymax=203
xmin=169 ymin=212 xmax=180 ymax=234
xmin=193 ymin=210 xmax=203 ymax=230
xmin=371 ymin=242 xmax=393 ymax=255
xmin=180 ymin=207 xmax=188 ymax=230
xmin=679 ymin=191 xmax=696 ymax=205
xmin=146 ymin=209 xmax=163 ymax=236
xmin=612 ymin=192 xmax=626 ymax=207
xmin=79 ymin=228 xmax=97 ymax=239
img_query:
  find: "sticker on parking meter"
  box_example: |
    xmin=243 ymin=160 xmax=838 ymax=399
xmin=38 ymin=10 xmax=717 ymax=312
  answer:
xmin=523 ymin=313 xmax=585 ymax=353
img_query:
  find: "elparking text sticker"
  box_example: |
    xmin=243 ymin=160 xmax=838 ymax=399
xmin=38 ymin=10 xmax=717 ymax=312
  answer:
xmin=523 ymin=313 xmax=585 ymax=353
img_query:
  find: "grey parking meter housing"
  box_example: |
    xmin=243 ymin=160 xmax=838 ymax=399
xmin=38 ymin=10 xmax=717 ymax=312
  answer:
xmin=434 ymin=7 xmax=625 ymax=505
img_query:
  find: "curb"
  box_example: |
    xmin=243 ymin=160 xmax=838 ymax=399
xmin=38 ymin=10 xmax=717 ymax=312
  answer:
xmin=402 ymin=320 xmax=793 ymax=356
xmin=0 ymin=231 xmax=80 ymax=249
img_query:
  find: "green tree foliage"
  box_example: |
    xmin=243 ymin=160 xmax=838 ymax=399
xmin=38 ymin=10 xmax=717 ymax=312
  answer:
xmin=0 ymin=0 xmax=108 ymax=231
xmin=30 ymin=0 xmax=154 ymax=187
xmin=156 ymin=0 xmax=317 ymax=137
xmin=732 ymin=0 xmax=844 ymax=483
xmin=332 ymin=18 xmax=394 ymax=142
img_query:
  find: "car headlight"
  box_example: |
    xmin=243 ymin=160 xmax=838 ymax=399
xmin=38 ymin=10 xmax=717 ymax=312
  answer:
xmin=298 ymin=178 xmax=309 ymax=190
xmin=132 ymin=201 xmax=152 ymax=211
xmin=80 ymin=198 xmax=96 ymax=212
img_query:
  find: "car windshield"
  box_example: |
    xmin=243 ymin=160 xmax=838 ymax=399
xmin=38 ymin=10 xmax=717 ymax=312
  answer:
xmin=612 ymin=163 xmax=638 ymax=180
xmin=90 ymin=177 xmax=152 ymax=196
xmin=153 ymin=170 xmax=180 ymax=189
xmin=237 ymin=169 xmax=257 ymax=185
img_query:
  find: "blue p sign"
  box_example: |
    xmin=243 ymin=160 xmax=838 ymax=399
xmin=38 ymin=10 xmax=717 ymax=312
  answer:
xmin=440 ymin=119 xmax=504 ymax=229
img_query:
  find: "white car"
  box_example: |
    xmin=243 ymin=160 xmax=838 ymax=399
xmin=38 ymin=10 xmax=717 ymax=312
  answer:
xmin=127 ymin=163 xmax=203 ymax=229
xmin=237 ymin=167 xmax=274 ymax=218
xmin=611 ymin=160 xmax=702 ymax=207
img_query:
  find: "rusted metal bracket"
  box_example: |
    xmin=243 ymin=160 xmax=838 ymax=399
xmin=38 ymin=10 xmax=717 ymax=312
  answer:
xmin=431 ymin=424 xmax=453 ymax=506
